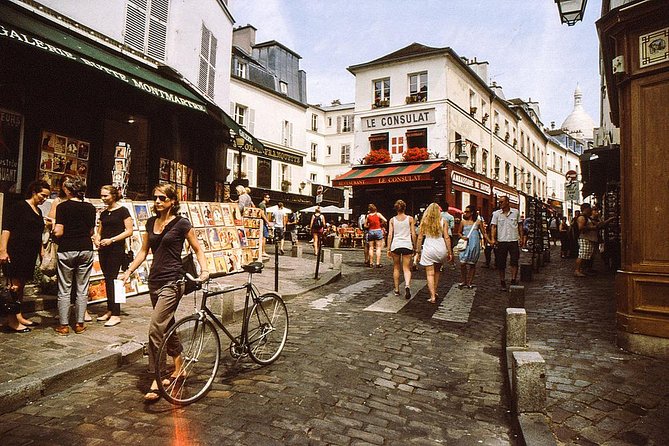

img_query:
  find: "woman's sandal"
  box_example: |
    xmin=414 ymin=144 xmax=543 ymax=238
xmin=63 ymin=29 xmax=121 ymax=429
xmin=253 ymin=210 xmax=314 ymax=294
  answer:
xmin=393 ymin=289 xmax=400 ymax=296
xmin=144 ymin=389 xmax=161 ymax=403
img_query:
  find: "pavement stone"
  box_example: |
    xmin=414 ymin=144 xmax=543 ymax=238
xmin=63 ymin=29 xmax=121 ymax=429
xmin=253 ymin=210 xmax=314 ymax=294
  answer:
xmin=0 ymin=245 xmax=668 ymax=445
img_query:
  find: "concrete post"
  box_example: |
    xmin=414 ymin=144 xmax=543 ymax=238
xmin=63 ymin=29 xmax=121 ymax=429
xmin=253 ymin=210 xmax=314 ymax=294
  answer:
xmin=291 ymin=244 xmax=303 ymax=258
xmin=508 ymin=285 xmax=525 ymax=308
xmin=322 ymin=248 xmax=332 ymax=263
xmin=332 ymin=253 xmax=343 ymax=270
xmin=512 ymin=351 xmax=546 ymax=414
xmin=506 ymin=308 xmax=527 ymax=348
xmin=334 ymin=237 xmax=341 ymax=249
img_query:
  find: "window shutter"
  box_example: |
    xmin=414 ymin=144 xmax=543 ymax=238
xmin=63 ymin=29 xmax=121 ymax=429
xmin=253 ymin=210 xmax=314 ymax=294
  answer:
xmin=248 ymin=109 xmax=255 ymax=133
xmin=198 ymin=58 xmax=208 ymax=93
xmin=230 ymin=102 xmax=235 ymax=116
xmin=147 ymin=0 xmax=169 ymax=61
xmin=288 ymin=122 xmax=293 ymax=147
xmin=350 ymin=115 xmax=355 ymax=131
xmin=124 ymin=3 xmax=146 ymax=51
xmin=336 ymin=116 xmax=341 ymax=133
xmin=207 ymin=35 xmax=217 ymax=98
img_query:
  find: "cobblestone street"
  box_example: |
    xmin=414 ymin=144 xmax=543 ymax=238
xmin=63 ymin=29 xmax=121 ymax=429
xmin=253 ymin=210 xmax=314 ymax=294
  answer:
xmin=1 ymin=247 xmax=668 ymax=445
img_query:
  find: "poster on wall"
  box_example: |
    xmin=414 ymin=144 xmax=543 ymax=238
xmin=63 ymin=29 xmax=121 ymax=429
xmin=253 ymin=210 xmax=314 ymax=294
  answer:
xmin=38 ymin=130 xmax=90 ymax=194
xmin=159 ymin=157 xmax=196 ymax=201
xmin=0 ymin=109 xmax=23 ymax=194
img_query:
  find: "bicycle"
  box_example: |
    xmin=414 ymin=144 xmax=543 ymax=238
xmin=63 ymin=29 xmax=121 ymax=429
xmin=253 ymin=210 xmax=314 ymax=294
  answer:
xmin=155 ymin=261 xmax=289 ymax=406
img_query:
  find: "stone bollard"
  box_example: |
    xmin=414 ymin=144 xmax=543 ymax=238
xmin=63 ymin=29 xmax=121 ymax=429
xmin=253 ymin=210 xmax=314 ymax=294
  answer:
xmin=508 ymin=285 xmax=525 ymax=308
xmin=512 ymin=351 xmax=546 ymax=414
xmin=520 ymin=264 xmax=533 ymax=282
xmin=291 ymin=244 xmax=303 ymax=258
xmin=506 ymin=308 xmax=527 ymax=348
xmin=332 ymin=253 xmax=343 ymax=270
xmin=322 ymin=248 xmax=332 ymax=263
xmin=334 ymin=237 xmax=341 ymax=249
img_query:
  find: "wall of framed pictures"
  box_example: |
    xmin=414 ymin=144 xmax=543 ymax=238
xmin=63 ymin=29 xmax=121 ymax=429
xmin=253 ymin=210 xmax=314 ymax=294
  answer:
xmin=159 ymin=157 xmax=195 ymax=201
xmin=38 ymin=130 xmax=90 ymax=192
xmin=84 ymin=199 xmax=262 ymax=304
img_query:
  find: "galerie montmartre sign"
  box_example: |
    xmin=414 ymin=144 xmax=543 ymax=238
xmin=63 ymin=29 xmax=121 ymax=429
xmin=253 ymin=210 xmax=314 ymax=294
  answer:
xmin=361 ymin=109 xmax=436 ymax=131
xmin=0 ymin=23 xmax=207 ymax=113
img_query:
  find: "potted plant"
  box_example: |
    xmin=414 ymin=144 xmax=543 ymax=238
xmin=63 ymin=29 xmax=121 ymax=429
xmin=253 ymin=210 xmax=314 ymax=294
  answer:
xmin=402 ymin=147 xmax=429 ymax=162
xmin=363 ymin=148 xmax=391 ymax=164
xmin=281 ymin=180 xmax=291 ymax=191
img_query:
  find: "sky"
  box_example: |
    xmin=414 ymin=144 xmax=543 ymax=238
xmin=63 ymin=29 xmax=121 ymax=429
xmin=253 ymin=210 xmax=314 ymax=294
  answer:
xmin=229 ymin=0 xmax=602 ymax=130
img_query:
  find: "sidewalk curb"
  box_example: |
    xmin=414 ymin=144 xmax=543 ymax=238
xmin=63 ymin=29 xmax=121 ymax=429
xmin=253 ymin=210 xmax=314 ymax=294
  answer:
xmin=0 ymin=341 xmax=143 ymax=415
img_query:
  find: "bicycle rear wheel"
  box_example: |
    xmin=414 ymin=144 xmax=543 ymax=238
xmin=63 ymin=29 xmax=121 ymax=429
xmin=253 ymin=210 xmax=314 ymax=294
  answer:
xmin=246 ymin=292 xmax=288 ymax=365
xmin=156 ymin=315 xmax=220 ymax=405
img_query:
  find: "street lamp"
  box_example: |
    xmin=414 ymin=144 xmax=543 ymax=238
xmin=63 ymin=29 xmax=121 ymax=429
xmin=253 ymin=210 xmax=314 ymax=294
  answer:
xmin=451 ymin=140 xmax=469 ymax=165
xmin=233 ymin=134 xmax=246 ymax=180
xmin=554 ymin=0 xmax=587 ymax=26
xmin=525 ymin=174 xmax=532 ymax=192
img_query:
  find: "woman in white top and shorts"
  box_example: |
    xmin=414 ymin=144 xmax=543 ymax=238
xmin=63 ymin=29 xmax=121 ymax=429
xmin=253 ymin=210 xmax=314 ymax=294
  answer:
xmin=386 ymin=200 xmax=416 ymax=299
xmin=416 ymin=203 xmax=453 ymax=303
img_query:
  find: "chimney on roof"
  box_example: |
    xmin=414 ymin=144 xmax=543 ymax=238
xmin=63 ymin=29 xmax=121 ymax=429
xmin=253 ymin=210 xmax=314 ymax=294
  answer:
xmin=551 ymin=121 xmax=556 ymax=129
xmin=331 ymin=99 xmax=341 ymax=106
xmin=490 ymin=81 xmax=505 ymax=100
xmin=467 ymin=57 xmax=489 ymax=85
xmin=233 ymin=24 xmax=257 ymax=55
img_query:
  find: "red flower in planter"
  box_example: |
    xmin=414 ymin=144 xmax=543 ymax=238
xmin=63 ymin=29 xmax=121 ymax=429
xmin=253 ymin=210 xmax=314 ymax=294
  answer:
xmin=363 ymin=148 xmax=391 ymax=164
xmin=403 ymin=147 xmax=429 ymax=162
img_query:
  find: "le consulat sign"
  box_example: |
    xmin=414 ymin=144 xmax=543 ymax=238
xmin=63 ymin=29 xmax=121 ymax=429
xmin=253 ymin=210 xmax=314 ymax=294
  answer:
xmin=362 ymin=109 xmax=436 ymax=131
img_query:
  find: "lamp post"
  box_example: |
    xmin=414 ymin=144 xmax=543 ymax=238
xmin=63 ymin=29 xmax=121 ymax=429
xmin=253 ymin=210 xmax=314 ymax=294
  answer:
xmin=233 ymin=134 xmax=246 ymax=180
xmin=451 ymin=140 xmax=470 ymax=165
xmin=525 ymin=175 xmax=532 ymax=194
xmin=554 ymin=0 xmax=588 ymax=26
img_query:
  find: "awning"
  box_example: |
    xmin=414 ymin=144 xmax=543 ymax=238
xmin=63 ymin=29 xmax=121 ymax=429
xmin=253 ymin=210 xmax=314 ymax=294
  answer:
xmin=333 ymin=161 xmax=442 ymax=187
xmin=0 ymin=3 xmax=207 ymax=113
xmin=220 ymin=111 xmax=266 ymax=154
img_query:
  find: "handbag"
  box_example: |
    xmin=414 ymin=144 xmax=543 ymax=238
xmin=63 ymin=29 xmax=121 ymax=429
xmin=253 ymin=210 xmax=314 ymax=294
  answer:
xmin=40 ymin=236 xmax=58 ymax=277
xmin=0 ymin=271 xmax=20 ymax=316
xmin=453 ymin=221 xmax=478 ymax=254
xmin=181 ymin=252 xmax=200 ymax=295
xmin=121 ymin=249 xmax=134 ymax=271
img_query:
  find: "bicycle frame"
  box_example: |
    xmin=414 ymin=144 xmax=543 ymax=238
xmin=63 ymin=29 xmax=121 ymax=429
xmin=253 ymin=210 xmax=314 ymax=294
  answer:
xmin=194 ymin=272 xmax=261 ymax=350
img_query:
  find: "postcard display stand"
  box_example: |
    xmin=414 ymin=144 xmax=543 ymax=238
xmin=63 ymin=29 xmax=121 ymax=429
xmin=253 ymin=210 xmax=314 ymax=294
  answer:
xmin=526 ymin=197 xmax=550 ymax=270
xmin=603 ymin=182 xmax=621 ymax=271
xmin=86 ymin=200 xmax=263 ymax=304
xmin=38 ymin=130 xmax=90 ymax=191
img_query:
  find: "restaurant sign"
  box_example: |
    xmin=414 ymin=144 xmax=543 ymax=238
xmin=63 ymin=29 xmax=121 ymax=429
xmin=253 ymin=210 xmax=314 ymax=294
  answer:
xmin=451 ymin=171 xmax=491 ymax=195
xmin=361 ymin=109 xmax=436 ymax=131
xmin=242 ymin=143 xmax=303 ymax=167
xmin=335 ymin=173 xmax=433 ymax=187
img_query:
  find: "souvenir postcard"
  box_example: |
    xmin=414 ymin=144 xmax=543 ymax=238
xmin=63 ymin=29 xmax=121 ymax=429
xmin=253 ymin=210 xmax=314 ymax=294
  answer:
xmin=226 ymin=249 xmax=243 ymax=273
xmin=114 ymin=145 xmax=127 ymax=159
xmin=64 ymin=157 xmax=78 ymax=176
xmin=88 ymin=279 xmax=107 ymax=301
xmin=175 ymin=162 xmax=183 ymax=184
xmin=237 ymin=228 xmax=248 ymax=248
xmin=66 ymin=139 xmax=79 ymax=158
xmin=206 ymin=227 xmax=221 ymax=250
xmin=231 ymin=204 xmax=243 ymax=226
xmin=221 ymin=204 xmax=235 ymax=226
xmin=40 ymin=151 xmax=53 ymax=171
xmin=52 ymin=154 xmax=66 ymax=173
xmin=188 ymin=203 xmax=205 ymax=227
xmin=212 ymin=251 xmax=228 ymax=274
xmin=194 ymin=228 xmax=211 ymax=251
xmin=54 ymin=135 xmax=66 ymax=154
xmin=169 ymin=160 xmax=176 ymax=182
xmin=159 ymin=158 xmax=170 ymax=181
xmin=241 ymin=248 xmax=255 ymax=265
xmin=199 ymin=202 xmax=215 ymax=226
xmin=41 ymin=131 xmax=56 ymax=151
xmin=210 ymin=202 xmax=224 ymax=225
xmin=133 ymin=203 xmax=150 ymax=230
xmin=176 ymin=205 xmax=191 ymax=221
xmin=205 ymin=253 xmax=217 ymax=274
xmin=78 ymin=142 xmax=90 ymax=160
xmin=77 ymin=160 xmax=88 ymax=176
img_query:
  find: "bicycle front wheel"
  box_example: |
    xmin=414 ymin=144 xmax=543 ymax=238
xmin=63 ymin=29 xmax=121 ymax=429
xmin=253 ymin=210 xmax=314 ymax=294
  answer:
xmin=246 ymin=292 xmax=288 ymax=365
xmin=156 ymin=315 xmax=221 ymax=405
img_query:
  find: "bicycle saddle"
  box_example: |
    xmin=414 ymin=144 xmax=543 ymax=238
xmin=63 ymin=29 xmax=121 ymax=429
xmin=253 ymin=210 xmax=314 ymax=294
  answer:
xmin=243 ymin=262 xmax=264 ymax=274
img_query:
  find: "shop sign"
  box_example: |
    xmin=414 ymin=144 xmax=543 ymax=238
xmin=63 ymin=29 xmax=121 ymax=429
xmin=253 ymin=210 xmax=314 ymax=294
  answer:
xmin=335 ymin=173 xmax=432 ymax=187
xmin=0 ymin=109 xmax=22 ymax=193
xmin=451 ymin=171 xmax=491 ymax=195
xmin=492 ymin=186 xmax=519 ymax=205
xmin=0 ymin=23 xmax=206 ymax=113
xmin=241 ymin=143 xmax=303 ymax=167
xmin=361 ymin=109 xmax=435 ymax=131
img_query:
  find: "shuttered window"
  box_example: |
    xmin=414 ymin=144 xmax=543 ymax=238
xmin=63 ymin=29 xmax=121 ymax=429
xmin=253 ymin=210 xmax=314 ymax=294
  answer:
xmin=124 ymin=0 xmax=169 ymax=62
xmin=198 ymin=24 xmax=217 ymax=99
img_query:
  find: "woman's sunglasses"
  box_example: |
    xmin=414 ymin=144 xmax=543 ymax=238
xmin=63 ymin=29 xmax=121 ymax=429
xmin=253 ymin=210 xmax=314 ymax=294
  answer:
xmin=153 ymin=195 xmax=170 ymax=202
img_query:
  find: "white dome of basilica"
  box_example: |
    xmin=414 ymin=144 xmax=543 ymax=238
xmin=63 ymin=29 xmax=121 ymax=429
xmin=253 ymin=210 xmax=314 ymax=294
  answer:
xmin=561 ymin=85 xmax=596 ymax=140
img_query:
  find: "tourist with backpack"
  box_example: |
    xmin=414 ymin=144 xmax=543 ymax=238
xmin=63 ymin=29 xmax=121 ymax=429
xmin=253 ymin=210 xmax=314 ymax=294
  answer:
xmin=309 ymin=207 xmax=326 ymax=257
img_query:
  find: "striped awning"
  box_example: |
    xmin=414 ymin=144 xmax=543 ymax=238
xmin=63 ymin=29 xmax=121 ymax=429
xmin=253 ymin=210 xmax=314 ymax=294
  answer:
xmin=332 ymin=161 xmax=443 ymax=187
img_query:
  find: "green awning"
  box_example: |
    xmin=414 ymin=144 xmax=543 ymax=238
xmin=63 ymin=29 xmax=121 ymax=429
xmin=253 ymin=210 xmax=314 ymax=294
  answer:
xmin=221 ymin=111 xmax=265 ymax=153
xmin=0 ymin=3 xmax=206 ymax=113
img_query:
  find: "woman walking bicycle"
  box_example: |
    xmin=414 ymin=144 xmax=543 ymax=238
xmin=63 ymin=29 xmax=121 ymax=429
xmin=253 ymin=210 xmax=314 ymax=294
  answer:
xmin=386 ymin=199 xmax=416 ymax=299
xmin=120 ymin=184 xmax=209 ymax=402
